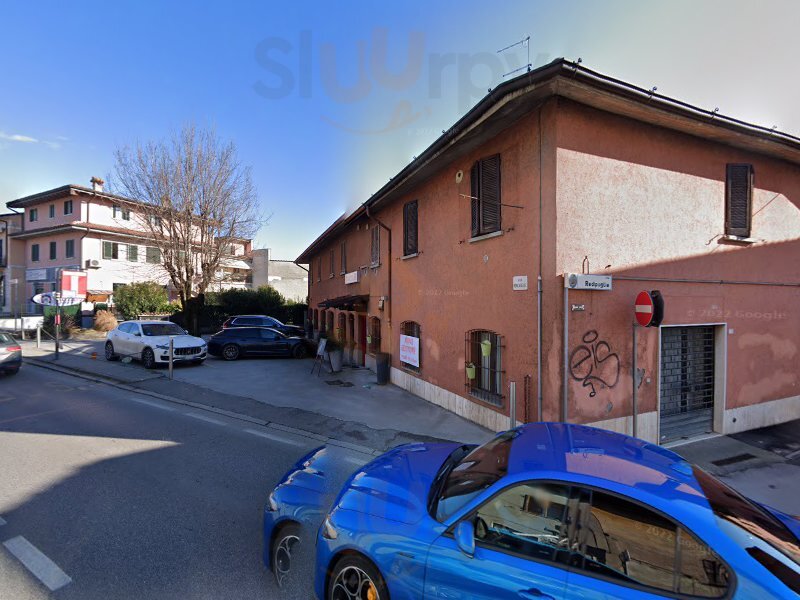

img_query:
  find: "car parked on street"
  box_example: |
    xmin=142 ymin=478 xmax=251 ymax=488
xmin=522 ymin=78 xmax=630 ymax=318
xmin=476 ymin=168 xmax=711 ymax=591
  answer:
xmin=222 ymin=315 xmax=305 ymax=338
xmin=208 ymin=326 xmax=309 ymax=360
xmin=264 ymin=422 xmax=800 ymax=599
xmin=105 ymin=320 xmax=207 ymax=368
xmin=0 ymin=332 xmax=21 ymax=375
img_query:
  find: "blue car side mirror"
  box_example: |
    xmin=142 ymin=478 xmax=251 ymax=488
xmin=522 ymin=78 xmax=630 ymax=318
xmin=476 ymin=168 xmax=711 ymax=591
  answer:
xmin=454 ymin=520 xmax=475 ymax=558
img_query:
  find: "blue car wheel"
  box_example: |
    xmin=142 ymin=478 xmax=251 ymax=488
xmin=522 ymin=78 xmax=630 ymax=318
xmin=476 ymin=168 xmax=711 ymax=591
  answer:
xmin=328 ymin=554 xmax=387 ymax=600
xmin=271 ymin=522 xmax=301 ymax=589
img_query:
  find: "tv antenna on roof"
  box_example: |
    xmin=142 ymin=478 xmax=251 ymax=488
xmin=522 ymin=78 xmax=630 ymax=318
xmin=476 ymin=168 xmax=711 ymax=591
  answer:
xmin=498 ymin=35 xmax=531 ymax=78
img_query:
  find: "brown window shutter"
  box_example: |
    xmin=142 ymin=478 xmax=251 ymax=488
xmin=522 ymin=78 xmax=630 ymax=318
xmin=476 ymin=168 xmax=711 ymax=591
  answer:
xmin=470 ymin=162 xmax=480 ymax=237
xmin=480 ymin=154 xmax=501 ymax=234
xmin=371 ymin=226 xmax=380 ymax=266
xmin=726 ymin=164 xmax=753 ymax=237
xmin=340 ymin=241 xmax=346 ymax=273
xmin=404 ymin=200 xmax=418 ymax=255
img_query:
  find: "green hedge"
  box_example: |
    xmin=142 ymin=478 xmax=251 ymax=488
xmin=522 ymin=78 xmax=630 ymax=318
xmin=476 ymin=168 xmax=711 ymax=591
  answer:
xmin=171 ymin=286 xmax=307 ymax=333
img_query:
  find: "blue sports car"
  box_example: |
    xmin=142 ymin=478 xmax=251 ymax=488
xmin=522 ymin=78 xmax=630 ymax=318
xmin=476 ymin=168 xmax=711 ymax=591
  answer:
xmin=264 ymin=423 xmax=800 ymax=599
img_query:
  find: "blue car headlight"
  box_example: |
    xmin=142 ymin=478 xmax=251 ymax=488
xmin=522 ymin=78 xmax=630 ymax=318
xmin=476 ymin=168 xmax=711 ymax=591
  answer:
xmin=321 ymin=515 xmax=338 ymax=540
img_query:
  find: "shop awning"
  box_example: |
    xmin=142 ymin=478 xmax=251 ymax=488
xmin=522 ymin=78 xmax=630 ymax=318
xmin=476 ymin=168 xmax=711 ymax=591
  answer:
xmin=318 ymin=294 xmax=369 ymax=310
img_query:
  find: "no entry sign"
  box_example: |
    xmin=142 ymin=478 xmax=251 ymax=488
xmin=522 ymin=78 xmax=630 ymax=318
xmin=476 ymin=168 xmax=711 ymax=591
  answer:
xmin=635 ymin=291 xmax=655 ymax=327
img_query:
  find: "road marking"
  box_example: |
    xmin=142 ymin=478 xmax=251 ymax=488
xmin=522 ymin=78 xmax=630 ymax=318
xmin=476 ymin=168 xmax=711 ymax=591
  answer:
xmin=187 ymin=413 xmax=226 ymax=426
xmin=244 ymin=428 xmax=306 ymax=447
xmin=129 ymin=398 xmax=176 ymax=411
xmin=2 ymin=536 xmax=72 ymax=591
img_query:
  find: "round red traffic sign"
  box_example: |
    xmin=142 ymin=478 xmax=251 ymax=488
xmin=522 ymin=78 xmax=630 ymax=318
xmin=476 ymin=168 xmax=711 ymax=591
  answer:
xmin=635 ymin=291 xmax=654 ymax=327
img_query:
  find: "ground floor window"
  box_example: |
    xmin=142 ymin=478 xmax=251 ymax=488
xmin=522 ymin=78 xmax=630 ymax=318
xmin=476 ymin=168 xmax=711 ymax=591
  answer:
xmin=400 ymin=321 xmax=421 ymax=372
xmin=337 ymin=312 xmax=346 ymax=342
xmin=465 ymin=330 xmax=503 ymax=406
xmin=320 ymin=310 xmax=327 ymax=334
xmin=368 ymin=316 xmax=381 ymax=354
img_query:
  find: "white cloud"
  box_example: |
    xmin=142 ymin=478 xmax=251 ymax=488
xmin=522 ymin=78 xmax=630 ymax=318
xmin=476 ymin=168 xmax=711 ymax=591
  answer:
xmin=0 ymin=130 xmax=63 ymax=149
xmin=0 ymin=131 xmax=38 ymax=143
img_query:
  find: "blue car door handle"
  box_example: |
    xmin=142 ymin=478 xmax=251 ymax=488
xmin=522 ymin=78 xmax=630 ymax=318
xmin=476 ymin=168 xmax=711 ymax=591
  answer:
xmin=518 ymin=589 xmax=554 ymax=600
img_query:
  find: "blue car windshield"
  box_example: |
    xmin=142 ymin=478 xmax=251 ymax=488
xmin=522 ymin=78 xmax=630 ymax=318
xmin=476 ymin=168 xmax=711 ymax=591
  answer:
xmin=435 ymin=430 xmax=516 ymax=522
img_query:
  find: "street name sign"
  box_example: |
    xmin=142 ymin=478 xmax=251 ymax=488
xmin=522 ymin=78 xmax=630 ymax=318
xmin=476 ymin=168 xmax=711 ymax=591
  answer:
xmin=564 ymin=273 xmax=612 ymax=290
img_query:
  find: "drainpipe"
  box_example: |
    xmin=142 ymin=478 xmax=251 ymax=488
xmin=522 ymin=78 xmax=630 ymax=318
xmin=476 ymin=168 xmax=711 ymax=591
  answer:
xmin=537 ymin=108 xmax=544 ymax=422
xmin=365 ymin=206 xmax=392 ymax=327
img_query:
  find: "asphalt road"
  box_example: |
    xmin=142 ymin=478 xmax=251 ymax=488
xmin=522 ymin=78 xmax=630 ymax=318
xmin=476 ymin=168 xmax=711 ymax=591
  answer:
xmin=0 ymin=365 xmax=368 ymax=599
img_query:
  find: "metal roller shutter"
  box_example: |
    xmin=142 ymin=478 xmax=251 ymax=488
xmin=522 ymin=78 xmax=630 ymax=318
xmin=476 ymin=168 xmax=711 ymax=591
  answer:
xmin=659 ymin=326 xmax=715 ymax=443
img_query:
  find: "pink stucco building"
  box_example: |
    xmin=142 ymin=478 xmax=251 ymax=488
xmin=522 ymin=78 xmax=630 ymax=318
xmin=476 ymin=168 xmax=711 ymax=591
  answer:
xmin=299 ymin=59 xmax=800 ymax=444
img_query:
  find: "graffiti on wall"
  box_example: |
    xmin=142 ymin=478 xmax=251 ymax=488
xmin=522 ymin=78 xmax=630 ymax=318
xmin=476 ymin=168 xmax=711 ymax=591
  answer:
xmin=569 ymin=330 xmax=620 ymax=398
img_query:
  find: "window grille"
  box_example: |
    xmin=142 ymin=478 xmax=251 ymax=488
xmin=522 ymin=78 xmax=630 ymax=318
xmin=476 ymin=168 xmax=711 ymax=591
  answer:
xmin=465 ymin=330 xmax=504 ymax=406
xmin=329 ymin=249 xmax=335 ymax=277
xmin=340 ymin=241 xmax=347 ymax=274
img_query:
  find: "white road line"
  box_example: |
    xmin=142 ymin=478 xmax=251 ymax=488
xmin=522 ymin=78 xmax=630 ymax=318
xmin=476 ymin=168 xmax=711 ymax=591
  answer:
xmin=0 ymin=515 xmax=6 ymax=526
xmin=2 ymin=536 xmax=72 ymax=591
xmin=244 ymin=428 xmax=307 ymax=447
xmin=129 ymin=398 xmax=176 ymax=411
xmin=187 ymin=413 xmax=227 ymax=426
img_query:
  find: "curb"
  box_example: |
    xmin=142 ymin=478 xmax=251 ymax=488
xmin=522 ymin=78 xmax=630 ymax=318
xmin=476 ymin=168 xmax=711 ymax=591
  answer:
xmin=25 ymin=357 xmax=383 ymax=457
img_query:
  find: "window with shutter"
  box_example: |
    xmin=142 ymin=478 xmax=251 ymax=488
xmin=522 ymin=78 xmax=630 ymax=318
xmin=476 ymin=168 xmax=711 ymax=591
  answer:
xmin=317 ymin=257 xmax=322 ymax=282
xmin=329 ymin=249 xmax=335 ymax=277
xmin=470 ymin=154 xmax=502 ymax=237
xmin=371 ymin=226 xmax=381 ymax=267
xmin=340 ymin=241 xmax=347 ymax=274
xmin=725 ymin=164 xmax=753 ymax=237
xmin=403 ymin=200 xmax=419 ymax=256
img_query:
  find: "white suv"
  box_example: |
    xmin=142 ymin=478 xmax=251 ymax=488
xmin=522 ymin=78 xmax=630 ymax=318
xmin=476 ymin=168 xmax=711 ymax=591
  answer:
xmin=105 ymin=320 xmax=207 ymax=368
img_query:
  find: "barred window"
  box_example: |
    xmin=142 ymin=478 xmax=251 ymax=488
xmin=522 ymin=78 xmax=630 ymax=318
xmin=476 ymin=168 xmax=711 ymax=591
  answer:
xmin=465 ymin=330 xmax=504 ymax=406
xmin=470 ymin=154 xmax=501 ymax=237
xmin=368 ymin=316 xmax=381 ymax=354
xmin=340 ymin=241 xmax=347 ymax=274
xmin=329 ymin=249 xmax=335 ymax=277
xmin=400 ymin=321 xmax=421 ymax=372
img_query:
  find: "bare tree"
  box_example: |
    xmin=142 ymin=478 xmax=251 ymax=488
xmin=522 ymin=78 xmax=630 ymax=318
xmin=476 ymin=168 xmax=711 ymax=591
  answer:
xmin=112 ymin=125 xmax=261 ymax=332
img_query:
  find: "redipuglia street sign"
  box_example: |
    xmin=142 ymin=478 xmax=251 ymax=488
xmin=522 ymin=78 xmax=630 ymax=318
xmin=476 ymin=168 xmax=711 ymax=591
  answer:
xmin=564 ymin=273 xmax=612 ymax=291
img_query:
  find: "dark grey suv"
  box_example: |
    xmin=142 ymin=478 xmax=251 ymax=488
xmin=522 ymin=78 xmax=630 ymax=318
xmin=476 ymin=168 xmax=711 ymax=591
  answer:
xmin=221 ymin=315 xmax=305 ymax=338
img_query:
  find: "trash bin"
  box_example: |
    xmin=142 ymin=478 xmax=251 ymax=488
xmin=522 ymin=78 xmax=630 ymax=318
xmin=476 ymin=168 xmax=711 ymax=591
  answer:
xmin=375 ymin=352 xmax=390 ymax=385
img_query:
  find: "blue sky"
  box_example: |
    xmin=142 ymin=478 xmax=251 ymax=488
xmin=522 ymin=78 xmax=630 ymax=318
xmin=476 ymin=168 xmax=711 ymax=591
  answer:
xmin=1 ymin=1 xmax=798 ymax=260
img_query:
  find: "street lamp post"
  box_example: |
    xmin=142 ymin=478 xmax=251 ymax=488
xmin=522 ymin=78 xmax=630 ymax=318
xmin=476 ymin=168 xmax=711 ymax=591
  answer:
xmin=54 ymin=291 xmax=61 ymax=360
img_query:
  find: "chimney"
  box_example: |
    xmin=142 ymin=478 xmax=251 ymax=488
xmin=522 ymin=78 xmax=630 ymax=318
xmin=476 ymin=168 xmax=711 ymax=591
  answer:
xmin=90 ymin=176 xmax=105 ymax=192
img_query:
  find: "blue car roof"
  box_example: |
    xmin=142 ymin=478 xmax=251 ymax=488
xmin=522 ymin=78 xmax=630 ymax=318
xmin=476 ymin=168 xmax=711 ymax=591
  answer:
xmin=508 ymin=423 xmax=705 ymax=507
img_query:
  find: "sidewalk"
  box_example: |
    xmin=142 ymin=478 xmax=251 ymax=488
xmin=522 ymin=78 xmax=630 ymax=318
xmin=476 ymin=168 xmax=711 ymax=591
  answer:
xmin=670 ymin=420 xmax=800 ymax=515
xmin=20 ymin=338 xmax=494 ymax=453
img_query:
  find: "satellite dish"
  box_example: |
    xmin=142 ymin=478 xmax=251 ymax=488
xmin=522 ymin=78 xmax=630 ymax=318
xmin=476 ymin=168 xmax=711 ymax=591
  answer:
xmin=455 ymin=170 xmax=464 ymax=184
